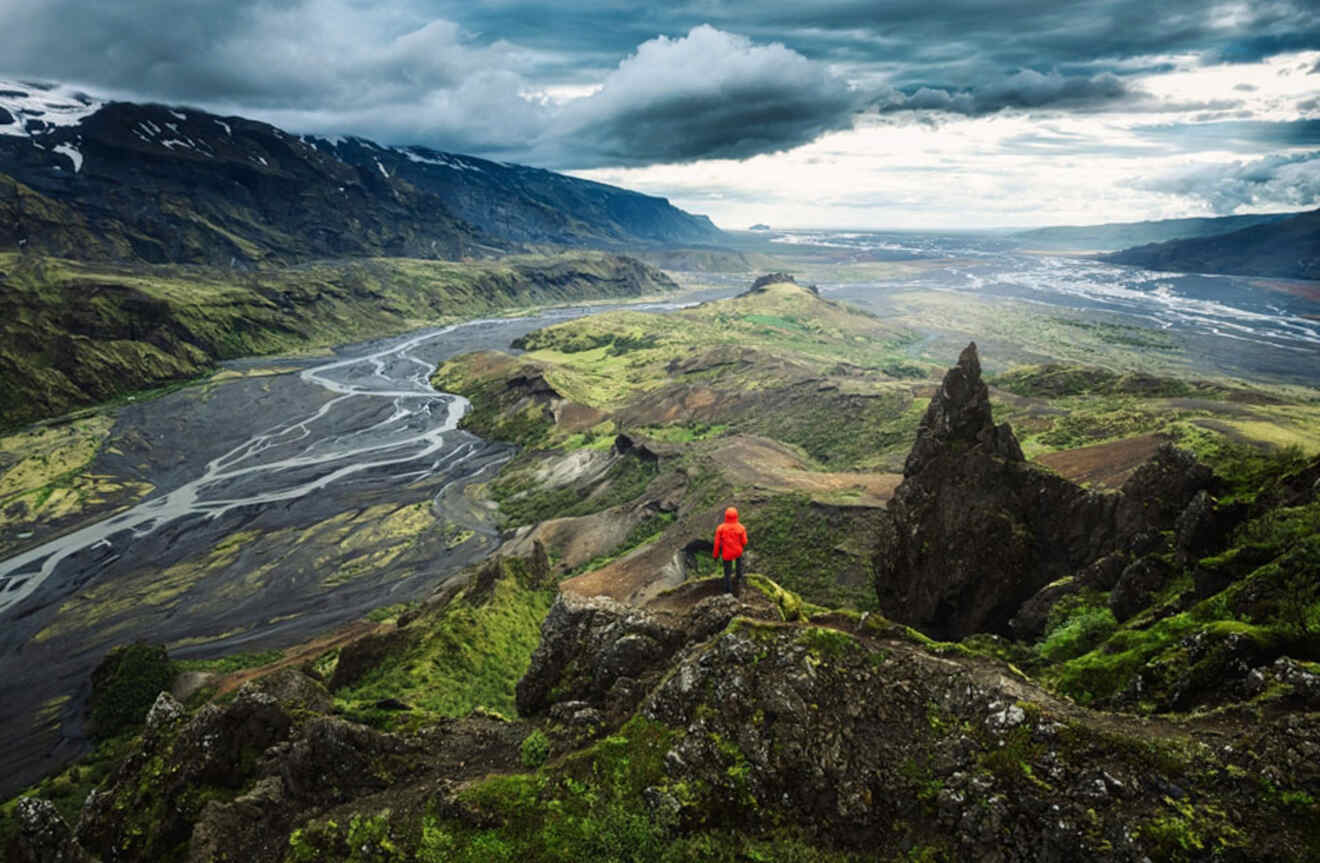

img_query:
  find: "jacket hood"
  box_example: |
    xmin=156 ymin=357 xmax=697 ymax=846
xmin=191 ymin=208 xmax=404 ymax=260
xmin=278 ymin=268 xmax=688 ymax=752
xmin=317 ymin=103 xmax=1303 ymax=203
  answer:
xmin=724 ymin=507 xmax=739 ymax=522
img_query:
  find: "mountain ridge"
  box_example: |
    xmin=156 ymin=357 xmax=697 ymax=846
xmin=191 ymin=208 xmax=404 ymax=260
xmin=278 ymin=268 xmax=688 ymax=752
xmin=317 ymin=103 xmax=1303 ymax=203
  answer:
xmin=1010 ymin=211 xmax=1296 ymax=251
xmin=0 ymin=81 xmax=725 ymax=264
xmin=1101 ymin=207 xmax=1320 ymax=280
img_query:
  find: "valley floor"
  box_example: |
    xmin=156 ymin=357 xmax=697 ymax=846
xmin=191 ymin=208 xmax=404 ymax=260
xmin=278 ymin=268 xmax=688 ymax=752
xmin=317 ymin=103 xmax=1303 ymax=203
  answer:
xmin=3 ymin=252 xmax=1319 ymax=861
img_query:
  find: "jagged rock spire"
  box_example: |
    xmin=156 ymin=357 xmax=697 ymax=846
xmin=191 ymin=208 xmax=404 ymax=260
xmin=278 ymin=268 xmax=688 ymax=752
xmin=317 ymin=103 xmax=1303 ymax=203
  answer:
xmin=903 ymin=342 xmax=1023 ymax=476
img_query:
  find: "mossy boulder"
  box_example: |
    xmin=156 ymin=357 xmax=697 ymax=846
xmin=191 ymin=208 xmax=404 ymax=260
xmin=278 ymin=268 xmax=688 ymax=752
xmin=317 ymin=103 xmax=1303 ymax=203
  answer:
xmin=86 ymin=642 xmax=174 ymax=740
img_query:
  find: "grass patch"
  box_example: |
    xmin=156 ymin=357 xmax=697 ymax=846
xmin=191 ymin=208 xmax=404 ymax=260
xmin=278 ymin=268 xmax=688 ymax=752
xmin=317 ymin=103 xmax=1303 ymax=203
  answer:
xmin=742 ymin=494 xmax=881 ymax=611
xmin=332 ymin=560 xmax=555 ymax=730
xmin=173 ymin=648 xmax=286 ymax=675
xmin=287 ymin=715 xmax=870 ymax=862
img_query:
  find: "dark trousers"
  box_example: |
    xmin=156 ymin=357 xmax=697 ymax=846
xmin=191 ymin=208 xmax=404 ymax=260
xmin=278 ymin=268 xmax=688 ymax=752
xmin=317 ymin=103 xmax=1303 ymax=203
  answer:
xmin=722 ymin=556 xmax=744 ymax=592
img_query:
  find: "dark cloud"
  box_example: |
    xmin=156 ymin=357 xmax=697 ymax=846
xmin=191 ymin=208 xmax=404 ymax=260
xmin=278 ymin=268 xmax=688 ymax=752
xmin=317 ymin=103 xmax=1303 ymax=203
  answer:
xmin=1131 ymin=151 xmax=1320 ymax=213
xmin=1 ymin=0 xmax=1317 ymax=170
xmin=874 ymin=70 xmax=1131 ymax=116
xmin=545 ymin=26 xmax=861 ymax=166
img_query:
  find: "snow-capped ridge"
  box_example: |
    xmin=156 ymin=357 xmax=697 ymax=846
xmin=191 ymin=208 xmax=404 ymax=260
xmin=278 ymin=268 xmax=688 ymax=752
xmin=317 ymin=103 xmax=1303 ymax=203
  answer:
xmin=0 ymin=80 xmax=103 ymax=138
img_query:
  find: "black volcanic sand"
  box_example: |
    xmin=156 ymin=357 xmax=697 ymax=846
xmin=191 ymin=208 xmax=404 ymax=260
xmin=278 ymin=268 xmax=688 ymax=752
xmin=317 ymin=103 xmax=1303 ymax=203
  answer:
xmin=0 ymin=294 xmax=734 ymax=798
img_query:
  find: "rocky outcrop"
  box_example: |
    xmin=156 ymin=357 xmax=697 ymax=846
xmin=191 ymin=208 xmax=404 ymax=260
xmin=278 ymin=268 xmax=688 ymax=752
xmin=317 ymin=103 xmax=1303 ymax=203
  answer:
xmin=875 ymin=344 xmax=1222 ymax=641
xmin=515 ymin=585 xmax=780 ymax=721
xmin=902 ymin=342 xmax=1024 ymax=476
xmin=532 ymin=594 xmax=1320 ymax=860
xmin=875 ymin=343 xmax=1116 ymax=639
xmin=10 ymin=799 xmax=96 ymax=863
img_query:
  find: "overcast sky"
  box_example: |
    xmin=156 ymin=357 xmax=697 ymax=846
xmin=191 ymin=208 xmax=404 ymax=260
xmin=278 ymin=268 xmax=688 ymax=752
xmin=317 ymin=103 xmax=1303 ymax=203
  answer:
xmin=3 ymin=0 xmax=1318 ymax=228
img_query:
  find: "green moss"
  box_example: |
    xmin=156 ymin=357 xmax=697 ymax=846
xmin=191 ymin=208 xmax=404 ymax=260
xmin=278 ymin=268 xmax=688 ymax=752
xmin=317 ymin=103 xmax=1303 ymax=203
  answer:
xmin=1137 ymin=798 xmax=1247 ymax=863
xmin=520 ymin=729 xmax=550 ymax=769
xmin=88 ymin=643 xmax=174 ymax=740
xmin=1038 ymin=601 xmax=1117 ymax=663
xmin=173 ymin=648 xmax=285 ymax=675
xmin=794 ymin=625 xmax=863 ymax=659
xmin=332 ymin=561 xmax=555 ymax=729
xmin=742 ymin=494 xmax=881 ymax=611
xmin=405 ymin=716 xmax=868 ymax=862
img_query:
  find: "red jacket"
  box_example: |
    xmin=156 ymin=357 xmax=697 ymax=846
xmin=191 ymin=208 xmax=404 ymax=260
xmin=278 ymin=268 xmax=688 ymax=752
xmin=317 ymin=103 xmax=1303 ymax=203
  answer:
xmin=713 ymin=507 xmax=748 ymax=561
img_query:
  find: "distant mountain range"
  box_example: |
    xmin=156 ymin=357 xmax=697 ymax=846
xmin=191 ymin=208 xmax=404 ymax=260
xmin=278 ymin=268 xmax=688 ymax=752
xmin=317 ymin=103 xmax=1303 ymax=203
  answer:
xmin=1101 ymin=207 xmax=1320 ymax=281
xmin=0 ymin=82 xmax=723 ymax=265
xmin=1010 ymin=212 xmax=1294 ymax=252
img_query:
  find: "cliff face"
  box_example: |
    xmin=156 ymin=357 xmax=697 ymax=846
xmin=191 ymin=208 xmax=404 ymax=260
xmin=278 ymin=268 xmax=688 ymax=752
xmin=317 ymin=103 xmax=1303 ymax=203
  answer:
xmin=873 ymin=343 xmax=1213 ymax=640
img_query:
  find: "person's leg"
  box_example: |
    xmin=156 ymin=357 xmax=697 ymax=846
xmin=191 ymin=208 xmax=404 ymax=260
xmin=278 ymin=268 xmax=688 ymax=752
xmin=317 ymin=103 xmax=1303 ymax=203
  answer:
xmin=722 ymin=558 xmax=733 ymax=593
xmin=735 ymin=555 xmax=744 ymax=589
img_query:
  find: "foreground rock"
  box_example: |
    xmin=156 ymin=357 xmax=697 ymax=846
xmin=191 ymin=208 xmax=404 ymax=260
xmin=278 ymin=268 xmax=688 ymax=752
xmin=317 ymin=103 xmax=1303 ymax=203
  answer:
xmin=10 ymin=573 xmax=1319 ymax=862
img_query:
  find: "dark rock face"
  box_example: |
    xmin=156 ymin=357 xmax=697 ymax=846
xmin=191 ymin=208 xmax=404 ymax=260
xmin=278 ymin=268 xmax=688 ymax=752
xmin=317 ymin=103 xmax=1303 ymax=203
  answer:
xmin=1009 ymin=577 xmax=1081 ymax=641
xmin=875 ymin=343 xmax=1224 ymax=641
xmin=903 ymin=343 xmax=1024 ymax=477
xmin=61 ymin=667 xmax=519 ymax=863
xmin=1174 ymin=490 xmax=1247 ymax=567
xmin=1113 ymin=443 xmax=1214 ymax=538
xmin=636 ymin=619 xmax=1320 ymax=859
xmin=515 ymin=593 xmax=688 ymax=721
xmin=875 ymin=343 xmax=1115 ymax=639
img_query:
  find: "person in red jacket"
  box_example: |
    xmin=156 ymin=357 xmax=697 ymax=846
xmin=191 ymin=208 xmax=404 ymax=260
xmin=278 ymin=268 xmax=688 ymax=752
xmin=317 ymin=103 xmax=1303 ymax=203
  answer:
xmin=712 ymin=506 xmax=748 ymax=594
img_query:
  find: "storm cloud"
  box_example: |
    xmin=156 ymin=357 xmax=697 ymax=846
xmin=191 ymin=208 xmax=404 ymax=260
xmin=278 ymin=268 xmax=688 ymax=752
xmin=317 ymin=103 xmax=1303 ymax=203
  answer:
xmin=875 ymin=70 xmax=1132 ymax=116
xmin=545 ymin=26 xmax=862 ymax=166
xmin=1132 ymin=152 xmax=1320 ymax=213
xmin=2 ymin=0 xmax=1318 ymax=224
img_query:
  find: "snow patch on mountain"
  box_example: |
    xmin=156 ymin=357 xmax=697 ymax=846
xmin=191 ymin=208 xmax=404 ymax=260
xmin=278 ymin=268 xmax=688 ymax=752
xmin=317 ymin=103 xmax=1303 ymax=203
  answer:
xmin=399 ymin=147 xmax=484 ymax=172
xmin=52 ymin=143 xmax=83 ymax=172
xmin=0 ymin=80 xmax=102 ymax=137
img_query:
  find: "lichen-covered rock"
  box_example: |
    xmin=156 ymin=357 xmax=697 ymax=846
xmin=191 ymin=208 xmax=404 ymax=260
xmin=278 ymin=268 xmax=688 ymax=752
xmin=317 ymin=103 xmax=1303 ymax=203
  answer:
xmin=515 ymin=592 xmax=681 ymax=718
xmin=515 ymin=586 xmax=781 ymax=720
xmin=75 ymin=684 xmax=297 ymax=860
xmin=638 ymin=619 xmax=1320 ymax=860
xmin=1246 ymin=657 xmax=1320 ymax=708
xmin=144 ymin=691 xmax=186 ymax=734
xmin=247 ymin=668 xmax=333 ymax=713
xmin=10 ymin=798 xmax=96 ymax=863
